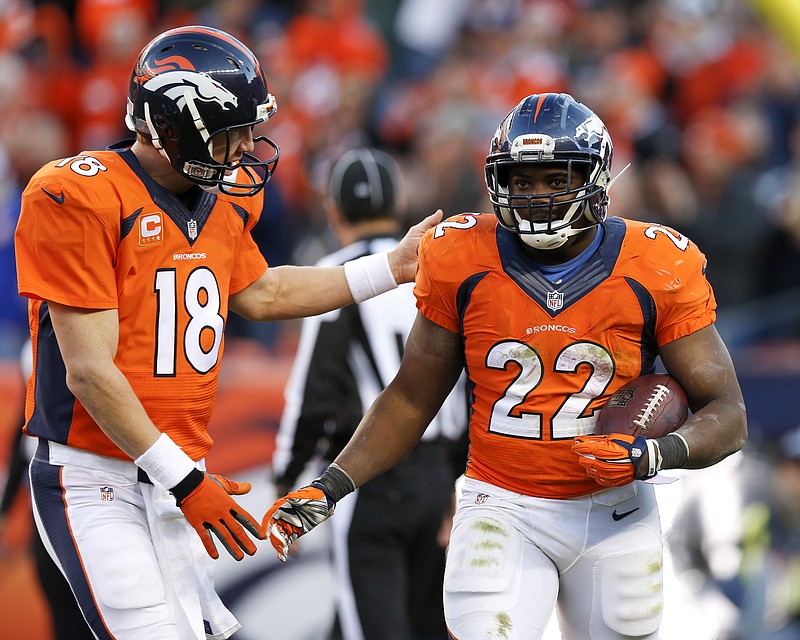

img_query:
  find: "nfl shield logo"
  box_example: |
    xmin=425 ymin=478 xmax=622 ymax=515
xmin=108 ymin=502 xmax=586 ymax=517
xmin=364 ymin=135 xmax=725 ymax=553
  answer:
xmin=607 ymin=388 xmax=636 ymax=407
xmin=100 ymin=486 xmax=115 ymax=502
xmin=187 ymin=219 xmax=198 ymax=240
xmin=547 ymin=290 xmax=563 ymax=311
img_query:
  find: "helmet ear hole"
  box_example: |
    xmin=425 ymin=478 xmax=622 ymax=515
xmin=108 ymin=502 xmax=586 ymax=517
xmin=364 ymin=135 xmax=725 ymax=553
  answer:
xmin=163 ymin=124 xmax=179 ymax=143
xmin=151 ymin=113 xmax=169 ymax=131
xmin=149 ymin=112 xmax=178 ymax=144
xmin=586 ymin=191 xmax=609 ymax=224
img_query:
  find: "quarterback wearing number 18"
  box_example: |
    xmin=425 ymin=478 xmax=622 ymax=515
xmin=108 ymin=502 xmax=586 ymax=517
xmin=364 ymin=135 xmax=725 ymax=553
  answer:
xmin=14 ymin=25 xmax=441 ymax=640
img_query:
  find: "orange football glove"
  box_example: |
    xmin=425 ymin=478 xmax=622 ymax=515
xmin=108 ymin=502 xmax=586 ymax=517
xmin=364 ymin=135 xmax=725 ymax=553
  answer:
xmin=263 ymin=483 xmax=335 ymax=562
xmin=572 ymin=434 xmax=655 ymax=487
xmin=173 ymin=469 xmax=265 ymax=561
xmin=209 ymin=474 xmax=252 ymax=496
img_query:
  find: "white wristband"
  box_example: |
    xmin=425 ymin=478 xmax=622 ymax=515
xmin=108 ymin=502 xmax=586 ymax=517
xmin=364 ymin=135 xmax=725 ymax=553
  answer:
xmin=671 ymin=432 xmax=691 ymax=458
xmin=134 ymin=433 xmax=197 ymax=489
xmin=344 ymin=252 xmax=398 ymax=303
xmin=645 ymin=439 xmax=663 ymax=477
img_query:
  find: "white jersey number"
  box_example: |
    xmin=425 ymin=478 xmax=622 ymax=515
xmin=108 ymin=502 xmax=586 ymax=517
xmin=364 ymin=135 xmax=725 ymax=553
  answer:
xmin=55 ymin=155 xmax=108 ymax=177
xmin=644 ymin=225 xmax=689 ymax=251
xmin=486 ymin=340 xmax=614 ymax=439
xmin=154 ymin=268 xmax=224 ymax=375
xmin=433 ymin=214 xmax=478 ymax=238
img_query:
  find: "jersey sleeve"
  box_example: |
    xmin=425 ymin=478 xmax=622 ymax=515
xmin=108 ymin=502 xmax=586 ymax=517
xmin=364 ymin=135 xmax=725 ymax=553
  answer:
xmin=414 ymin=222 xmax=463 ymax=333
xmin=15 ymin=176 xmax=119 ymax=309
xmin=229 ymin=194 xmax=268 ymax=295
xmin=652 ymin=230 xmax=717 ymax=346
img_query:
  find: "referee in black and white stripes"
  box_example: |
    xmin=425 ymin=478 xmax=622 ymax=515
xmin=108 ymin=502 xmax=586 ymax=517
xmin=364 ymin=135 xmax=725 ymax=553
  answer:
xmin=271 ymin=148 xmax=467 ymax=640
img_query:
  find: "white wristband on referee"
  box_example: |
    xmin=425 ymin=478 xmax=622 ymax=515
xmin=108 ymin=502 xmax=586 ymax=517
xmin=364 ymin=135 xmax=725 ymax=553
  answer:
xmin=344 ymin=252 xmax=398 ymax=303
xmin=134 ymin=433 xmax=197 ymax=490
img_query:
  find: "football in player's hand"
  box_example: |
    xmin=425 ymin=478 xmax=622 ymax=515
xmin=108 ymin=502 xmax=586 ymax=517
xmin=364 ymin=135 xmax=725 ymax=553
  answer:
xmin=595 ymin=374 xmax=688 ymax=439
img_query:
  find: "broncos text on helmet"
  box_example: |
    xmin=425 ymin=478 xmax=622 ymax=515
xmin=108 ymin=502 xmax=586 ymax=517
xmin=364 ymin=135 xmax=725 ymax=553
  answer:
xmin=125 ymin=25 xmax=279 ymax=197
xmin=485 ymin=93 xmax=613 ymax=250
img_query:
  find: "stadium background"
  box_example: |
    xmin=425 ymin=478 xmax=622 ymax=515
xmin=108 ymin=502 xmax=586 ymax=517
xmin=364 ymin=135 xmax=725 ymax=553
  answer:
xmin=3 ymin=0 xmax=800 ymax=638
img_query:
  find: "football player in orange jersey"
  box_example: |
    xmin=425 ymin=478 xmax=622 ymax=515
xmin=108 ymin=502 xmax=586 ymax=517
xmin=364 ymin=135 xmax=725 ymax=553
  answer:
xmin=264 ymin=93 xmax=748 ymax=640
xmin=14 ymin=26 xmax=440 ymax=640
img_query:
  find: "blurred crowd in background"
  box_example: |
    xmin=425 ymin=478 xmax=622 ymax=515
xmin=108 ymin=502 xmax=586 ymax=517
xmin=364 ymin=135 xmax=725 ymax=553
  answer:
xmin=3 ymin=0 xmax=800 ymax=355
xmin=2 ymin=0 xmax=800 ymax=638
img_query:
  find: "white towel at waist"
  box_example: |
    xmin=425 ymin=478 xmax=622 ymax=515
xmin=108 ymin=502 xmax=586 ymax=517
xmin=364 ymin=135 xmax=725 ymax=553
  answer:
xmin=47 ymin=441 xmax=240 ymax=640
xmin=141 ymin=477 xmax=241 ymax=640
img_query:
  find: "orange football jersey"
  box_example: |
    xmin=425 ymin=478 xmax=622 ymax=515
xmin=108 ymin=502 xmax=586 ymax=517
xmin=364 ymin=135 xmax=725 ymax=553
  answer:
xmin=15 ymin=146 xmax=269 ymax=461
xmin=415 ymin=213 xmax=716 ymax=499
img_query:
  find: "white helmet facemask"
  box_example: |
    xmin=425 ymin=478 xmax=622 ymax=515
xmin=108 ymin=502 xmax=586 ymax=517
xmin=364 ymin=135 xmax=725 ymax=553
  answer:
xmin=498 ymin=187 xmax=592 ymax=250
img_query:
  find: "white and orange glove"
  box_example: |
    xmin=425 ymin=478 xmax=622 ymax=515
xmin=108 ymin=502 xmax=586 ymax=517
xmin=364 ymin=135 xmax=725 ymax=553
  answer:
xmin=172 ymin=469 xmax=265 ymax=561
xmin=572 ymin=434 xmax=658 ymax=487
xmin=264 ymin=463 xmax=355 ymax=562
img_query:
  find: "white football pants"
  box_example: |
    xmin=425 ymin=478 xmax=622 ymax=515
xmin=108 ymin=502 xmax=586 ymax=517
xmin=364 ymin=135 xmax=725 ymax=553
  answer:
xmin=445 ymin=477 xmax=663 ymax=640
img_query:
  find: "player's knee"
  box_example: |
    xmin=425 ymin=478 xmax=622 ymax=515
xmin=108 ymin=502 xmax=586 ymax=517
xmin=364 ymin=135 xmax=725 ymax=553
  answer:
xmin=88 ymin=534 xmax=167 ymax=611
xmin=596 ymin=535 xmax=663 ymax=637
xmin=446 ymin=610 xmax=520 ymax=640
xmin=444 ymin=516 xmax=523 ymax=634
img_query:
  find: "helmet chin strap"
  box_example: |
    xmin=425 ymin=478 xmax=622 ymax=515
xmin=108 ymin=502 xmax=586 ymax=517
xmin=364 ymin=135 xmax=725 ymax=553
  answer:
xmin=200 ymin=167 xmax=242 ymax=194
xmin=200 ymin=172 xmax=232 ymax=194
xmin=516 ymin=197 xmax=588 ymax=250
xmin=519 ymin=223 xmax=590 ymax=250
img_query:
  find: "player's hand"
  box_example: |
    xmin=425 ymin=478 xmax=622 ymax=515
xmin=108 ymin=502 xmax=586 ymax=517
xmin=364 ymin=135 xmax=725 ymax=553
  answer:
xmin=572 ymin=434 xmax=652 ymax=487
xmin=173 ymin=469 xmax=265 ymax=561
xmin=263 ymin=483 xmax=335 ymax=562
xmin=269 ymin=482 xmax=302 ymax=558
xmin=389 ymin=209 xmax=444 ymax=283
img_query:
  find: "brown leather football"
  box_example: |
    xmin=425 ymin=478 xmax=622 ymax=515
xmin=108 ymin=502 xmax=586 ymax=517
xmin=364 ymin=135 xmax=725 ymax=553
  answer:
xmin=595 ymin=373 xmax=689 ymax=439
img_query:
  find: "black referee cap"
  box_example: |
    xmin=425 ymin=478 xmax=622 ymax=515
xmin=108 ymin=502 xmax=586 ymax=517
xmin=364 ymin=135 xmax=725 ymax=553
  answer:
xmin=329 ymin=148 xmax=401 ymax=222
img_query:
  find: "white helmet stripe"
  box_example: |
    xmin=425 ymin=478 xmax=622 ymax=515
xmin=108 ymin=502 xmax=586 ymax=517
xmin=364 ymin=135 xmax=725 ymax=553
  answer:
xmin=184 ymin=88 xmax=212 ymax=145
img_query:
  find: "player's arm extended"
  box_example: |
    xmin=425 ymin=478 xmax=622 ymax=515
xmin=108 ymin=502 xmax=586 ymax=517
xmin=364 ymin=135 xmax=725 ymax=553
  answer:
xmin=264 ymin=313 xmax=463 ymax=559
xmin=658 ymin=323 xmax=747 ymax=468
xmin=336 ymin=313 xmax=464 ymax=485
xmin=48 ymin=302 xmax=264 ymax=560
xmin=230 ymin=210 xmax=442 ymax=322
